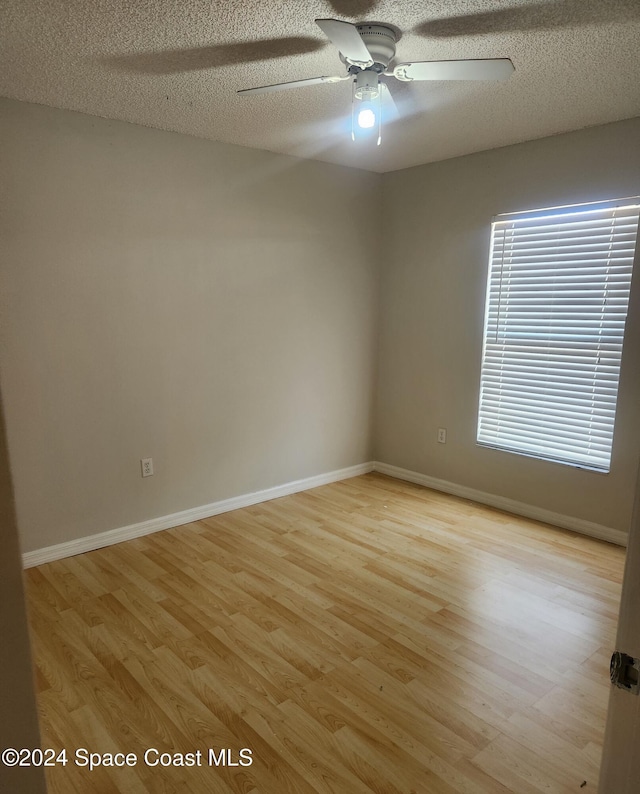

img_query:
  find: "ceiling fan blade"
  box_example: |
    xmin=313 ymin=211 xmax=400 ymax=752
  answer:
xmin=238 ymin=75 xmax=348 ymax=96
xmin=394 ymin=59 xmax=514 ymax=82
xmin=105 ymin=37 xmax=324 ymax=75
xmin=315 ymin=19 xmax=373 ymax=67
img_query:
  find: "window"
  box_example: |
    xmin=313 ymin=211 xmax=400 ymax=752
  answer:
xmin=477 ymin=198 xmax=640 ymax=472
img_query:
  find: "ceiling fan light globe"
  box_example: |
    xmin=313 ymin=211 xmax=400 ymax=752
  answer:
xmin=357 ymin=108 xmax=376 ymax=129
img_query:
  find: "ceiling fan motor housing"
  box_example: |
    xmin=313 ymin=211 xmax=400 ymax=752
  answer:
xmin=355 ymin=25 xmax=397 ymax=70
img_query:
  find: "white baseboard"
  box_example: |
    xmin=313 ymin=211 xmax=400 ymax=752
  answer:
xmin=373 ymin=461 xmax=627 ymax=547
xmin=23 ymin=458 xmax=626 ymax=568
xmin=22 ymin=461 xmax=375 ymax=568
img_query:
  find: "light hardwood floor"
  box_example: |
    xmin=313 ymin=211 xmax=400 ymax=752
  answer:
xmin=25 ymin=473 xmax=625 ymax=793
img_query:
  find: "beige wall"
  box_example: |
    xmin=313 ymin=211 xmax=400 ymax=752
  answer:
xmin=0 ymin=394 xmax=46 ymax=793
xmin=2 ymin=98 xmax=639 ymax=554
xmin=375 ymin=118 xmax=640 ymax=533
xmin=0 ymin=98 xmax=381 ymax=553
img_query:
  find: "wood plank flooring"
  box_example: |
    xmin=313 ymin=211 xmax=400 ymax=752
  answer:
xmin=25 ymin=473 xmax=625 ymax=793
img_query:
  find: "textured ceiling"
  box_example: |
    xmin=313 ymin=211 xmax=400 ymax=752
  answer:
xmin=1 ymin=0 xmax=639 ymax=173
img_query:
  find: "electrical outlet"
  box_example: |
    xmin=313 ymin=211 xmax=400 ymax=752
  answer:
xmin=141 ymin=457 xmax=154 ymax=477
xmin=437 ymin=428 xmax=447 ymax=444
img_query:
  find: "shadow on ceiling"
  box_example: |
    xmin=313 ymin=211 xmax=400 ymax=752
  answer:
xmin=104 ymin=37 xmax=324 ymax=74
xmin=103 ymin=0 xmax=640 ymax=79
xmin=327 ymin=0 xmax=378 ymax=16
xmin=417 ymin=0 xmax=640 ymax=37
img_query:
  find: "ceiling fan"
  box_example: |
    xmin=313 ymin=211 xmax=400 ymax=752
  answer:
xmin=238 ymin=19 xmax=514 ymax=144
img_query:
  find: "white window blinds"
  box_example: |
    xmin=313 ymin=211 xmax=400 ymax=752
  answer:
xmin=477 ymin=199 xmax=640 ymax=472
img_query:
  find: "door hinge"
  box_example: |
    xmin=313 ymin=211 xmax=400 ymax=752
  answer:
xmin=610 ymin=651 xmax=640 ymax=695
